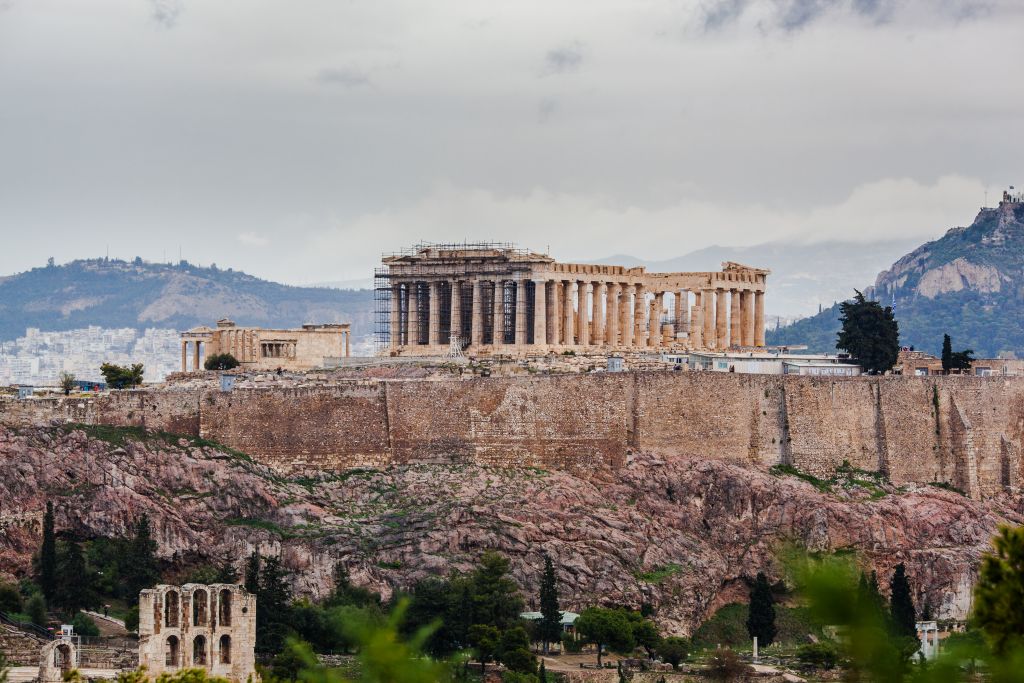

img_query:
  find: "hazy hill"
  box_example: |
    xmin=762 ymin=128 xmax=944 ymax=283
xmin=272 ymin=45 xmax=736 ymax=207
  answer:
xmin=595 ymin=239 xmax=919 ymax=318
xmin=0 ymin=258 xmax=376 ymax=340
xmin=769 ymin=200 xmax=1024 ymax=357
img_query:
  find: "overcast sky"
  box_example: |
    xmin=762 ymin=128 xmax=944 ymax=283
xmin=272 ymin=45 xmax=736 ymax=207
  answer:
xmin=1 ymin=0 xmax=1022 ymax=285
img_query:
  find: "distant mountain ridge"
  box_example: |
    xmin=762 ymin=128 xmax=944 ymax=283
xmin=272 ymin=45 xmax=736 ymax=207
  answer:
xmin=769 ymin=199 xmax=1024 ymax=357
xmin=0 ymin=258 xmax=376 ymax=340
xmin=593 ymin=239 xmax=919 ymax=318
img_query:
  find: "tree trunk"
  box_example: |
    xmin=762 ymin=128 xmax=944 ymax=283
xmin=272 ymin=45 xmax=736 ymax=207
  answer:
xmin=597 ymin=642 xmax=603 ymax=667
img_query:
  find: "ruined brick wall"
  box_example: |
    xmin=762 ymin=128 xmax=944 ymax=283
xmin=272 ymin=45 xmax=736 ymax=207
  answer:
xmin=5 ymin=373 xmax=1024 ymax=497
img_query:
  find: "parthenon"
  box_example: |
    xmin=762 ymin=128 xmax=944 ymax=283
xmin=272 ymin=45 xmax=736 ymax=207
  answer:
xmin=376 ymin=243 xmax=768 ymax=355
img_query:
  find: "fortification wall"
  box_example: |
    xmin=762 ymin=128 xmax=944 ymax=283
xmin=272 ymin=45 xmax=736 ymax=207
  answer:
xmin=4 ymin=373 xmax=1024 ymax=498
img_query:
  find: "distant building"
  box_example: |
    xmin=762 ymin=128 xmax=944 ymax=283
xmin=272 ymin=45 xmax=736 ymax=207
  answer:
xmin=685 ymin=350 xmax=861 ymax=376
xmin=180 ymin=319 xmax=350 ymax=372
xmin=897 ymin=350 xmax=1024 ymax=377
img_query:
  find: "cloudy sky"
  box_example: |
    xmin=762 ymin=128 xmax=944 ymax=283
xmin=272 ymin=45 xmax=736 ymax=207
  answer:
xmin=1 ymin=0 xmax=1022 ymax=285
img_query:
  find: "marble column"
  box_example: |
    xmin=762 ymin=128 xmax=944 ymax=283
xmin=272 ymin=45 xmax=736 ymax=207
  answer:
xmin=702 ymin=289 xmax=714 ymax=349
xmin=428 ymin=281 xmax=441 ymax=346
xmin=740 ymin=290 xmax=752 ymax=347
xmin=674 ymin=290 xmax=684 ymax=339
xmin=408 ymin=283 xmax=420 ymax=345
xmin=716 ymin=288 xmax=728 ymax=350
xmin=593 ymin=282 xmax=607 ymax=344
xmin=630 ymin=284 xmax=638 ymax=348
xmin=493 ymin=280 xmax=505 ymax=346
xmin=578 ymin=282 xmax=591 ymax=346
xmin=691 ymin=291 xmax=703 ymax=349
xmin=563 ymin=281 xmax=574 ymax=345
xmin=754 ymin=291 xmax=766 ymax=347
xmin=450 ymin=281 xmax=462 ymax=345
xmin=729 ymin=289 xmax=740 ymax=348
xmin=390 ymin=286 xmax=402 ymax=349
xmin=194 ymin=342 xmax=201 ymax=370
xmin=607 ymin=283 xmax=619 ymax=345
xmin=471 ymin=280 xmax=483 ymax=347
xmin=647 ymin=296 xmax=659 ymax=347
xmin=181 ymin=342 xmax=188 ymax=372
xmin=516 ymin=278 xmax=528 ymax=346
xmin=621 ymin=285 xmax=633 ymax=347
xmin=533 ymin=280 xmax=547 ymax=346
xmin=345 ymin=330 xmax=350 ymax=357
xmin=548 ymin=281 xmax=560 ymax=345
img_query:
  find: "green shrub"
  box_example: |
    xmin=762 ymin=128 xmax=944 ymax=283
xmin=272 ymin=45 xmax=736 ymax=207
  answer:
xmin=693 ymin=603 xmax=822 ymax=649
xmin=26 ymin=594 xmax=48 ymax=626
xmin=0 ymin=581 xmax=23 ymax=613
xmin=71 ymin=612 xmax=100 ymax=637
xmin=124 ymin=606 xmax=140 ymax=632
xmin=561 ymin=633 xmax=583 ymax=653
xmin=204 ymin=353 xmax=240 ymax=371
xmin=797 ymin=640 xmax=840 ymax=669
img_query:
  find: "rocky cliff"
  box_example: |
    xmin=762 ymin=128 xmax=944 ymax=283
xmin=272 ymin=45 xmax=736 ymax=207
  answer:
xmin=2 ymin=423 xmax=1019 ymax=633
xmin=768 ymin=199 xmax=1024 ymax=356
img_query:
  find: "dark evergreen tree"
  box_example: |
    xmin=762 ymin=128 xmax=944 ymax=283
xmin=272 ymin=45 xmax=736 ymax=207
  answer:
xmin=469 ymin=551 xmax=525 ymax=631
xmin=941 ymin=334 xmax=975 ymax=373
xmin=941 ymin=334 xmax=953 ymax=373
xmin=124 ymin=515 xmax=160 ymax=599
xmin=539 ymin=659 xmax=547 ymax=682
xmin=538 ymin=555 xmax=561 ymax=654
xmin=836 ymin=291 xmax=899 ymax=374
xmin=256 ymin=555 xmax=293 ymax=653
xmin=889 ymin=563 xmax=916 ymax=638
xmin=244 ymin=551 xmax=261 ymax=595
xmin=55 ymin=537 xmax=95 ymax=615
xmin=745 ymin=572 xmax=777 ymax=647
xmin=38 ymin=501 xmax=57 ymax=602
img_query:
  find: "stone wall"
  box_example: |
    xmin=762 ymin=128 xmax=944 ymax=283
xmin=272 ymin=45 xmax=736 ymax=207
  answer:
xmin=5 ymin=373 xmax=1024 ymax=497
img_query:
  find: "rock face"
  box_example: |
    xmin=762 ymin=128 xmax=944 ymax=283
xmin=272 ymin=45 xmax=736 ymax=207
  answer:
xmin=2 ymin=424 xmax=1020 ymax=633
xmin=769 ymin=199 xmax=1024 ymax=356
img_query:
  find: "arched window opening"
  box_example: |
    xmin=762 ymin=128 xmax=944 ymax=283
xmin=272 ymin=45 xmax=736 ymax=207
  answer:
xmin=219 ymin=635 xmax=231 ymax=664
xmin=54 ymin=644 xmax=73 ymax=673
xmin=164 ymin=591 xmax=180 ymax=628
xmin=165 ymin=636 xmax=180 ymax=668
xmin=192 ymin=635 xmax=207 ymax=666
xmin=193 ymin=588 xmax=209 ymax=626
xmin=218 ymin=589 xmax=232 ymax=627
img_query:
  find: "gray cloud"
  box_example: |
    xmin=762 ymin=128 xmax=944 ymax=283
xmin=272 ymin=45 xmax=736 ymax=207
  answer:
xmin=702 ymin=0 xmax=751 ymax=30
xmin=538 ymin=98 xmax=557 ymax=123
xmin=149 ymin=0 xmax=182 ymax=28
xmin=700 ymin=0 xmax=984 ymax=31
xmin=542 ymin=42 xmax=583 ymax=75
xmin=316 ymin=67 xmax=372 ymax=88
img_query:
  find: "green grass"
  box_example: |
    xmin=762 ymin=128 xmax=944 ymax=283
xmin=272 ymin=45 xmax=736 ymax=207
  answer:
xmin=63 ymin=423 xmax=254 ymax=462
xmin=635 ymin=563 xmax=683 ymax=584
xmin=770 ymin=464 xmax=833 ymax=493
xmin=771 ymin=462 xmax=892 ymax=499
xmin=928 ymin=481 xmax=966 ymax=496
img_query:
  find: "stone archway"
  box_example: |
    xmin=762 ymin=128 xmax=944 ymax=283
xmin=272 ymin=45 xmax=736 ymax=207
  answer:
xmin=39 ymin=640 xmax=77 ymax=683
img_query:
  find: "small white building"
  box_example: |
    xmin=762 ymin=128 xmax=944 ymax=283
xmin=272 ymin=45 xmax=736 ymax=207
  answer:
xmin=683 ymin=351 xmax=861 ymax=376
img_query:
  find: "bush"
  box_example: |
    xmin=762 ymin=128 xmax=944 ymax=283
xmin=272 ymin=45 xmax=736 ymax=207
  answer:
xmin=693 ymin=603 xmax=822 ymax=648
xmin=204 ymin=353 xmax=240 ymax=371
xmin=0 ymin=581 xmax=23 ymax=613
xmin=124 ymin=606 xmax=139 ymax=633
xmin=26 ymin=594 xmax=47 ymax=626
xmin=797 ymin=640 xmax=840 ymax=670
xmin=99 ymin=363 xmax=144 ymax=389
xmin=656 ymin=636 xmax=690 ymax=670
xmin=71 ymin=612 xmax=100 ymax=637
xmin=706 ymin=649 xmax=753 ymax=682
xmin=561 ymin=633 xmax=583 ymax=653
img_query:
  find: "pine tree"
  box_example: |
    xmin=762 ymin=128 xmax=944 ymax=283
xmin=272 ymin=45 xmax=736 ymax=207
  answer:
xmin=538 ymin=555 xmax=561 ymax=654
xmin=746 ymin=572 xmax=777 ymax=647
xmin=836 ymin=291 xmax=899 ymax=374
xmin=539 ymin=659 xmax=547 ymax=682
xmin=38 ymin=501 xmax=57 ymax=602
xmin=124 ymin=515 xmax=160 ymax=599
xmin=244 ymin=551 xmax=261 ymax=595
xmin=889 ymin=563 xmax=916 ymax=638
xmin=256 ymin=555 xmax=292 ymax=653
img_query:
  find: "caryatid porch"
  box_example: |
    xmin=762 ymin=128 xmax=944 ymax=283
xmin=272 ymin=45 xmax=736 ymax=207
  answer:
xmin=378 ymin=244 xmax=768 ymax=355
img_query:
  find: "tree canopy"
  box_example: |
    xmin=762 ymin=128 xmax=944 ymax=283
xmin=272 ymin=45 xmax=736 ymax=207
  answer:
xmin=204 ymin=353 xmax=240 ymax=371
xmin=973 ymin=525 xmax=1024 ymax=653
xmin=746 ymin=572 xmax=778 ymax=647
xmin=100 ymin=362 xmax=145 ymax=389
xmin=836 ymin=291 xmax=899 ymax=374
xmin=538 ymin=555 xmax=561 ymax=653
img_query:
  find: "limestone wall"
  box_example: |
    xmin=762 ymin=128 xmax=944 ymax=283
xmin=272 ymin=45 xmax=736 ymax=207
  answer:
xmin=5 ymin=373 xmax=1024 ymax=498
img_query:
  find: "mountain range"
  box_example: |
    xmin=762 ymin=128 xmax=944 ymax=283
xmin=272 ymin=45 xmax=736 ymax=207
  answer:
xmin=769 ymin=198 xmax=1024 ymax=357
xmin=0 ymin=258 xmax=375 ymax=341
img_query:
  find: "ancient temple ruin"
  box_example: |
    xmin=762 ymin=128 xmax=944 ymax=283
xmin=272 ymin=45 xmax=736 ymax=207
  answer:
xmin=180 ymin=319 xmax=350 ymax=372
xmin=375 ymin=242 xmax=768 ymax=355
xmin=138 ymin=584 xmax=256 ymax=683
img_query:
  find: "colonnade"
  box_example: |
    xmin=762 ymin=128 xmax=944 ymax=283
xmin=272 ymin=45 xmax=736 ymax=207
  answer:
xmin=389 ymin=277 xmax=765 ymax=352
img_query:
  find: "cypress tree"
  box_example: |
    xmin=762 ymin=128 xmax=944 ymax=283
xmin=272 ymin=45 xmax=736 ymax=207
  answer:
xmin=55 ymin=537 xmax=94 ymax=616
xmin=889 ymin=563 xmax=916 ymax=638
xmin=941 ymin=334 xmax=953 ymax=374
xmin=539 ymin=659 xmax=547 ymax=682
xmin=538 ymin=555 xmax=561 ymax=654
xmin=256 ymin=555 xmax=292 ymax=653
xmin=746 ymin=572 xmax=777 ymax=647
xmin=244 ymin=551 xmax=261 ymax=595
xmin=124 ymin=515 xmax=160 ymax=599
xmin=38 ymin=502 xmax=57 ymax=602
